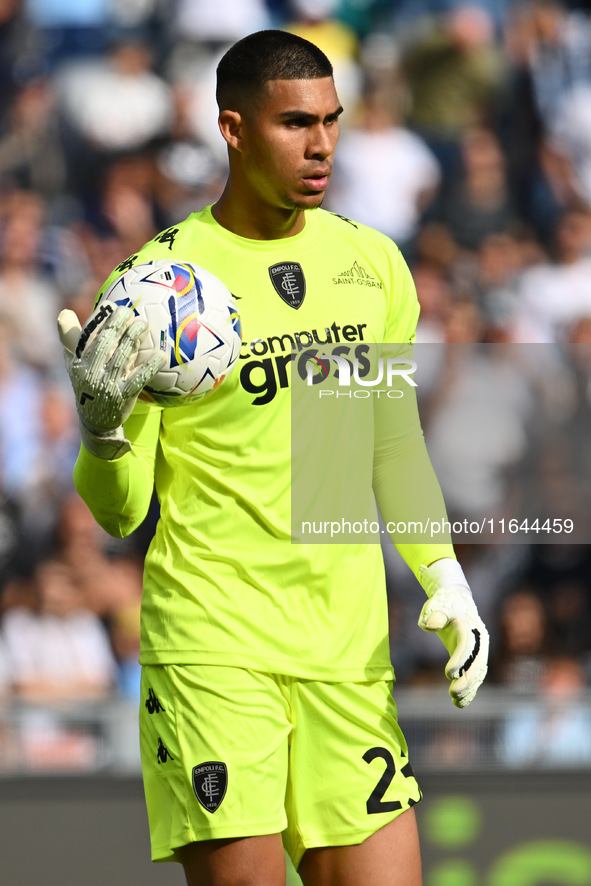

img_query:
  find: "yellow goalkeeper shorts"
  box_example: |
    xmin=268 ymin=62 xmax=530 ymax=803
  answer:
xmin=139 ymin=664 xmax=421 ymax=868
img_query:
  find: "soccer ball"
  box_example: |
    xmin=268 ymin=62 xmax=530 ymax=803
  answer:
xmin=97 ymin=259 xmax=242 ymax=407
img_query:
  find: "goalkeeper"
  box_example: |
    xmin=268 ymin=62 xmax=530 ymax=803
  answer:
xmin=58 ymin=29 xmax=488 ymax=886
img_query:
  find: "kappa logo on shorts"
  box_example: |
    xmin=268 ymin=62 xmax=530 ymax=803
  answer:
xmin=156 ymin=738 xmax=174 ymax=764
xmin=145 ymin=688 xmax=165 ymax=714
xmin=269 ymin=262 xmax=306 ymax=309
xmin=192 ymin=761 xmax=228 ymax=813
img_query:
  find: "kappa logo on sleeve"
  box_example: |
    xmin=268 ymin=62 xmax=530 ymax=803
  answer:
xmin=192 ymin=761 xmax=228 ymax=813
xmin=269 ymin=262 xmax=306 ymax=309
xmin=115 ymin=254 xmax=139 ymax=274
xmin=152 ymin=227 xmax=179 ymax=250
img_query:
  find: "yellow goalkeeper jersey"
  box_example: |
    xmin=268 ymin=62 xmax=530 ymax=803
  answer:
xmin=74 ymin=206 xmax=453 ymax=681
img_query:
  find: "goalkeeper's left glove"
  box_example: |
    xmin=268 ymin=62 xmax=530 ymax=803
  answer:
xmin=418 ymin=558 xmax=489 ymax=708
xmin=58 ymin=304 xmax=165 ymax=460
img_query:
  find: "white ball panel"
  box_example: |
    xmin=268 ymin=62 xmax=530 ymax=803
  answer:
xmin=98 ymin=259 xmax=241 ymax=406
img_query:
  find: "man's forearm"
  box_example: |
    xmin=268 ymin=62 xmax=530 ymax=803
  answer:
xmin=73 ymin=404 xmax=161 ymax=538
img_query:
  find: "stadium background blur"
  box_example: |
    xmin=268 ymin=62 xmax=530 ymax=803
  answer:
xmin=0 ymin=0 xmax=591 ymax=882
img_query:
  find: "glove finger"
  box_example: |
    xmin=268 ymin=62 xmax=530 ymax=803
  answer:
xmin=57 ymin=309 xmax=82 ymax=356
xmin=105 ymin=317 xmax=149 ymax=379
xmin=121 ymin=351 xmax=166 ymax=401
xmin=448 ymin=624 xmax=489 ymax=707
xmin=444 ymin=618 xmax=471 ymax=679
xmin=82 ymin=305 xmax=135 ymax=367
xmin=449 ymin=660 xmax=488 ymax=708
xmin=420 ymin=608 xmax=449 ymax=633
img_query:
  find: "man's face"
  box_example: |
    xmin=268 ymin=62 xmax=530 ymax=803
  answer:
xmin=238 ymin=77 xmax=342 ymax=212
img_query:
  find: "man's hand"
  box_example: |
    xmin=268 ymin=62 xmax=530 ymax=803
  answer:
xmin=418 ymin=558 xmax=489 ymax=708
xmin=58 ymin=303 xmax=165 ymax=460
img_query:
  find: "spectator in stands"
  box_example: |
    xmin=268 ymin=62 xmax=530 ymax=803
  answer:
xmin=150 ymin=77 xmax=227 ymax=226
xmin=546 ymin=580 xmax=591 ymax=660
xmin=327 ymin=79 xmax=441 ymax=254
xmin=511 ymin=207 xmax=591 ymax=341
xmin=476 ymin=230 xmax=541 ymax=333
xmin=0 ymin=626 xmax=9 ymax=696
xmin=170 ymin=0 xmax=270 ymax=51
xmin=515 ymin=0 xmax=591 ymax=134
xmin=0 ymin=0 xmax=40 ymax=109
xmin=401 ymin=5 xmax=506 ymax=179
xmin=417 ymin=341 xmax=535 ymax=521
xmin=54 ymin=492 xmax=146 ymax=615
xmin=0 ymin=77 xmax=65 ymax=199
xmin=499 ymin=654 xmax=591 ymax=766
xmin=106 ymin=558 xmax=143 ymax=700
xmin=162 ymin=0 xmax=271 ymax=161
xmin=412 ymin=258 xmax=454 ymax=342
xmin=490 ymin=588 xmax=549 ymax=691
xmin=544 ymin=79 xmax=591 ymax=208
xmin=0 ymin=190 xmax=62 ymax=369
xmin=0 ymin=319 xmax=76 ymax=578
xmin=89 ymin=155 xmax=159 ymax=257
xmin=25 ymin=0 xmax=111 ymax=69
xmin=559 ymin=316 xmax=591 ymax=506
xmin=501 ymin=0 xmax=591 ymax=234
xmin=0 ymin=317 xmax=44 ymax=505
xmin=0 ymin=553 xmax=118 ymax=769
xmin=429 ymin=125 xmax=520 ymax=251
xmin=51 ymin=494 xmax=149 ymax=703
xmin=55 ymin=36 xmax=173 ymax=205
xmin=152 ymin=128 xmax=226 ymax=228
xmin=15 ymin=384 xmax=79 ymax=562
xmin=517 ymin=545 xmax=591 ymax=635
xmin=2 ymin=555 xmax=117 ymax=701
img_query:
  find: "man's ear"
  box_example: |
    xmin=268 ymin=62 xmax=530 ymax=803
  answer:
xmin=218 ymin=110 xmax=244 ymax=151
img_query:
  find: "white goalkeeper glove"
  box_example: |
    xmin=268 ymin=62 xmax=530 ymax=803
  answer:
xmin=418 ymin=558 xmax=489 ymax=708
xmin=57 ymin=303 xmax=165 ymax=460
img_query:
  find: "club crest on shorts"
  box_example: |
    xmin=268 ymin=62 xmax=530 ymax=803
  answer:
xmin=269 ymin=262 xmax=306 ymax=309
xmin=192 ymin=761 xmax=228 ymax=813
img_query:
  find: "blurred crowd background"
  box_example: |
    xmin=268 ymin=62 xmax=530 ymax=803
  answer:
xmin=0 ymin=0 xmax=591 ymax=771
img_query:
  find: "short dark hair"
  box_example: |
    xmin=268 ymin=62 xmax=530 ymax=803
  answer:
xmin=216 ymin=29 xmax=333 ymax=112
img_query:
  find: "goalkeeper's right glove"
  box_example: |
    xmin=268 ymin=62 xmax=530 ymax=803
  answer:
xmin=57 ymin=303 xmax=165 ymax=460
xmin=418 ymin=558 xmax=489 ymax=708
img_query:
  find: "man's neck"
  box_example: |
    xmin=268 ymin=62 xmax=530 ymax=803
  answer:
xmin=211 ymin=188 xmax=307 ymax=240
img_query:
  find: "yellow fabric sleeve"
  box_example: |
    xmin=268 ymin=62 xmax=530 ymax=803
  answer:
xmin=372 ymin=367 xmax=455 ymax=579
xmin=73 ymin=402 xmax=161 ymax=538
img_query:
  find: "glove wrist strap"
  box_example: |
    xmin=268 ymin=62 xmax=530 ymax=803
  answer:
xmin=419 ymin=557 xmax=469 ymax=597
xmin=79 ymin=420 xmax=131 ymax=460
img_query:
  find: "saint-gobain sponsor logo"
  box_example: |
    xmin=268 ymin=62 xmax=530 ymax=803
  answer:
xmin=305 ymin=353 xmax=417 ymax=397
